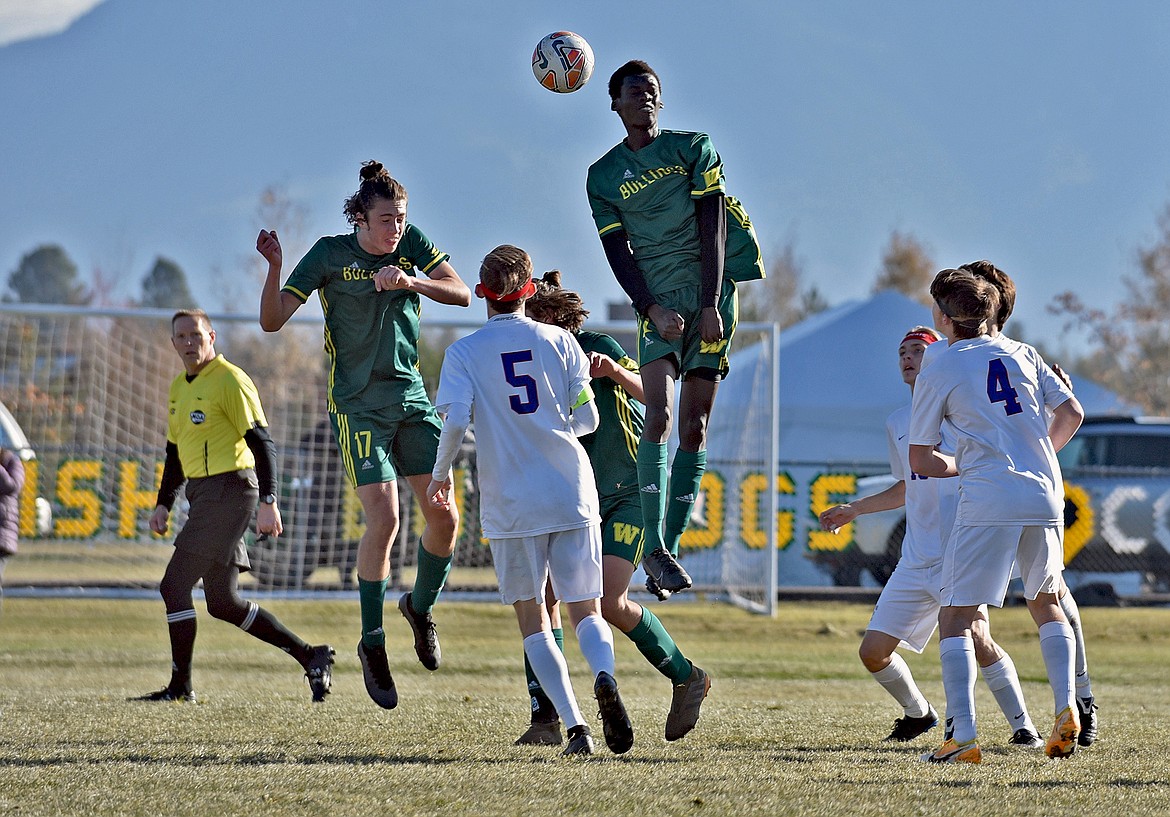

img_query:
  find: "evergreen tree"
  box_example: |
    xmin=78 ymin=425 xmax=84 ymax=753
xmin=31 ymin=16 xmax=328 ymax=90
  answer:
xmin=7 ymin=245 xmax=92 ymax=305
xmin=140 ymin=257 xmax=196 ymax=309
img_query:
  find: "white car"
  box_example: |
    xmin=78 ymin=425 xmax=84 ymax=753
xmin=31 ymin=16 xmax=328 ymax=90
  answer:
xmin=0 ymin=400 xmax=53 ymax=535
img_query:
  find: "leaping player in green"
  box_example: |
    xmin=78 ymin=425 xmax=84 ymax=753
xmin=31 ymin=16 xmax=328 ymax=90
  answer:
xmin=587 ymin=60 xmax=765 ymax=598
xmin=257 ymin=160 xmax=470 ymax=710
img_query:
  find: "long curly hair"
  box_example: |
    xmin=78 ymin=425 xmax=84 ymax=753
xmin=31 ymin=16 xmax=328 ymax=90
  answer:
xmin=526 ymin=270 xmax=589 ymax=331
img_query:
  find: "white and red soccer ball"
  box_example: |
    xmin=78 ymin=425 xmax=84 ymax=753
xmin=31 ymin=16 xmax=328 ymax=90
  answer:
xmin=532 ymin=31 xmax=594 ymax=94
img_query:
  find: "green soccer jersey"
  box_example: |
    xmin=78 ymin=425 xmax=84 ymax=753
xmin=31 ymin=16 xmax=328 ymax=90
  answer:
xmin=282 ymin=227 xmax=449 ymax=414
xmin=587 ymin=129 xmax=764 ymax=299
xmin=575 ymin=330 xmax=642 ymax=507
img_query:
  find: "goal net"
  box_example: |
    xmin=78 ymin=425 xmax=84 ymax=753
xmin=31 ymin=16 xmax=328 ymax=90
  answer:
xmin=1 ymin=306 xmax=779 ymax=612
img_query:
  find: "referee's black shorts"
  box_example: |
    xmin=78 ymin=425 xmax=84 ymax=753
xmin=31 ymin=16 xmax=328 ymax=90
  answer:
xmin=173 ymin=469 xmax=258 ymax=571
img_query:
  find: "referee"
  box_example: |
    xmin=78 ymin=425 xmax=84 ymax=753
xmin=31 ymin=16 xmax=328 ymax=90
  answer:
xmin=132 ymin=309 xmax=333 ymax=704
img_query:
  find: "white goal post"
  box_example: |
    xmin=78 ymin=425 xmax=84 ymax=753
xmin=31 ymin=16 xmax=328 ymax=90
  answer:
xmin=0 ymin=305 xmax=779 ymax=614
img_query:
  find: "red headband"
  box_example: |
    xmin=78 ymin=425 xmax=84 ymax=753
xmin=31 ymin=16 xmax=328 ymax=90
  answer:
xmin=475 ymin=278 xmax=536 ymax=302
xmin=901 ymin=329 xmax=939 ymax=346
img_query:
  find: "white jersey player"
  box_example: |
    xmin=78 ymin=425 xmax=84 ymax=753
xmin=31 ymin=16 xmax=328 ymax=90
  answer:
xmin=426 ymin=244 xmax=633 ymax=757
xmin=909 ymin=268 xmax=1084 ymax=764
xmin=820 ymin=327 xmax=1041 ymax=747
xmin=921 ymin=261 xmax=1098 ymax=748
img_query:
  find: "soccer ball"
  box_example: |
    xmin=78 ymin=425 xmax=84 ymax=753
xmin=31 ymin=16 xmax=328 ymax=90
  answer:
xmin=531 ymin=31 xmax=594 ymax=93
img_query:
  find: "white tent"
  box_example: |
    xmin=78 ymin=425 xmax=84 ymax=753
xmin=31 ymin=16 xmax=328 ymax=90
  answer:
xmin=713 ymin=290 xmax=1132 ymax=469
xmin=697 ymin=291 xmax=1133 ymax=588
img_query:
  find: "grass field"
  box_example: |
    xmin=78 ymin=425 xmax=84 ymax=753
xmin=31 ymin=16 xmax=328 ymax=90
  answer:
xmin=0 ymin=596 xmax=1166 ymax=817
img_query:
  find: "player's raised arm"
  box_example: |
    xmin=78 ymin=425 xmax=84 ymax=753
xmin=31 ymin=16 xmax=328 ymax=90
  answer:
xmin=410 ymin=260 xmax=472 ymax=307
xmin=256 ymin=229 xmax=303 ymax=331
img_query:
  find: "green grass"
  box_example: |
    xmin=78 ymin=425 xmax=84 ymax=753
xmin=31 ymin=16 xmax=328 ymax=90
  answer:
xmin=0 ymin=598 xmax=1166 ymax=816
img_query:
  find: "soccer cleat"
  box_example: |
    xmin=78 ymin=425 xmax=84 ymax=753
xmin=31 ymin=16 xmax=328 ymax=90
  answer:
xmin=645 ymin=575 xmax=672 ymax=601
xmin=1046 ymin=706 xmax=1080 ymax=759
xmin=515 ymin=719 xmax=564 ymax=746
xmin=357 ymin=641 xmax=398 ymax=710
xmin=641 ymin=546 xmax=692 ymax=594
xmin=594 ymin=671 xmax=634 ymax=754
xmin=304 ymin=644 xmax=335 ymax=703
xmin=921 ymin=738 xmax=982 ymax=764
xmin=562 ymin=724 xmax=595 ymax=756
xmin=1077 ymin=697 xmax=1098 ymax=746
xmin=130 ymin=684 xmax=196 ymax=703
xmin=399 ymin=592 xmax=441 ymax=671
xmin=665 ymin=664 xmax=711 ymax=741
xmin=1008 ymin=728 xmax=1045 ymax=748
xmin=884 ymin=706 xmax=939 ymax=742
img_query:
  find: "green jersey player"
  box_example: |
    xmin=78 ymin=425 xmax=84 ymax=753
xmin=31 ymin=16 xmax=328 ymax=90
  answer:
xmin=513 ymin=271 xmax=710 ymax=748
xmin=257 ymin=160 xmax=470 ymax=710
xmin=587 ymin=60 xmax=763 ymax=598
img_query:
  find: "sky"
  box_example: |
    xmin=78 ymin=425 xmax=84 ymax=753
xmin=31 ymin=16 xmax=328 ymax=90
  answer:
xmin=3 ymin=0 xmax=1170 ymax=357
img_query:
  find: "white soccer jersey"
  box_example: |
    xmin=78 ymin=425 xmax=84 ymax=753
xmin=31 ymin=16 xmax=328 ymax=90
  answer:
xmin=886 ymin=404 xmax=957 ymax=569
xmin=434 ymin=313 xmax=600 ymax=539
xmin=909 ymin=334 xmax=1073 ymax=525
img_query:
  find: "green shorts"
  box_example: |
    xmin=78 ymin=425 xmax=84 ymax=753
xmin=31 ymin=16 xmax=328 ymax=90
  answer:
xmin=329 ymin=403 xmax=443 ymax=488
xmin=637 ymin=279 xmax=738 ymax=378
xmin=600 ymin=495 xmax=646 ymax=565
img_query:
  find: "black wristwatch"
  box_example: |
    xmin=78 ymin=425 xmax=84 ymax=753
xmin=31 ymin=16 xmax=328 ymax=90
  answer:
xmin=260 ymin=493 xmax=277 ymax=505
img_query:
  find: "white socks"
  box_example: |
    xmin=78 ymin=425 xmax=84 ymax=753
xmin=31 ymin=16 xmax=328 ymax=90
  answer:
xmin=523 ymin=631 xmax=584 ymax=729
xmin=980 ymin=654 xmax=1036 ymax=734
xmin=871 ymin=653 xmax=931 ymax=718
xmin=939 ymin=636 xmax=978 ymax=744
xmin=1038 ymin=619 xmax=1076 ymax=714
xmin=1059 ymin=591 xmax=1094 ymax=700
xmin=574 ymin=614 xmax=616 ymax=678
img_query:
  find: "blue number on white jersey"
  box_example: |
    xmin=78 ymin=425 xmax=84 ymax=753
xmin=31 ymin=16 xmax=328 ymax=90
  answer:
xmin=986 ymin=359 xmax=1022 ymax=416
xmin=501 ymin=350 xmax=539 ymax=414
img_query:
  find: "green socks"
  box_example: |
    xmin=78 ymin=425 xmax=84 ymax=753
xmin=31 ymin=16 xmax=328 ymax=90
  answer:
xmin=358 ymin=577 xmax=388 ymax=647
xmin=664 ymin=448 xmax=706 ymax=557
xmin=637 ymin=440 xmax=669 ymax=552
xmin=412 ymin=545 xmax=453 ymax=614
xmin=627 ymin=606 xmax=691 ymax=685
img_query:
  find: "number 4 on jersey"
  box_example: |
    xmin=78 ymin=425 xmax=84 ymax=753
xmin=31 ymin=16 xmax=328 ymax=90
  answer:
xmin=986 ymin=359 xmax=1023 ymax=416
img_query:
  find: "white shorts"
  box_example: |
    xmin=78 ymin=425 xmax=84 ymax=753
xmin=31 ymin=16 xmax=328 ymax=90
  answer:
xmin=866 ymin=562 xmax=942 ymax=654
xmin=489 ymin=524 xmax=603 ymax=605
xmin=941 ymin=524 xmax=1064 ymax=607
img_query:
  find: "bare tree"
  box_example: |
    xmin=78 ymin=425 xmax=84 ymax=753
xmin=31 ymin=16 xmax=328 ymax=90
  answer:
xmin=872 ymin=231 xmax=935 ymax=305
xmin=1050 ymin=202 xmax=1170 ymax=414
xmin=738 ymin=241 xmax=828 ymax=328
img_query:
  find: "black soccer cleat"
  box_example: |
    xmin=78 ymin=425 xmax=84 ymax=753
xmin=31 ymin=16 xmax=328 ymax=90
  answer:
xmin=883 ymin=706 xmax=939 ymax=741
xmin=515 ymin=718 xmax=564 ymax=746
xmin=641 ymin=547 xmax=691 ymax=594
xmin=357 ymin=640 xmax=398 ymax=710
xmin=304 ymin=644 xmax=335 ymax=703
xmin=1008 ymin=728 xmax=1045 ymax=748
xmin=665 ymin=664 xmax=711 ymax=741
xmin=645 ymin=575 xmax=673 ymax=601
xmin=399 ymin=592 xmax=441 ymax=671
xmin=130 ymin=684 xmax=196 ymax=703
xmin=1077 ymin=696 xmax=1098 ymax=746
xmin=562 ymin=724 xmax=595 ymax=757
xmin=594 ymin=671 xmax=634 ymax=754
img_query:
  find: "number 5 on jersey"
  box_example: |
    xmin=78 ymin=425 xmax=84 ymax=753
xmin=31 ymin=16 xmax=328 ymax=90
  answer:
xmin=501 ymin=350 xmax=539 ymax=414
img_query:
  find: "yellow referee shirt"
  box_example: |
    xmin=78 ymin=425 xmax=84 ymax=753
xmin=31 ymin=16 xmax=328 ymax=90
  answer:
xmin=167 ymin=355 xmax=268 ymax=478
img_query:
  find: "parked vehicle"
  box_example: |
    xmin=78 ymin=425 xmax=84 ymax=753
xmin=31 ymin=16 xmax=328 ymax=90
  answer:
xmin=0 ymin=400 xmax=52 ymax=535
xmin=819 ymin=416 xmax=1170 ymax=592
